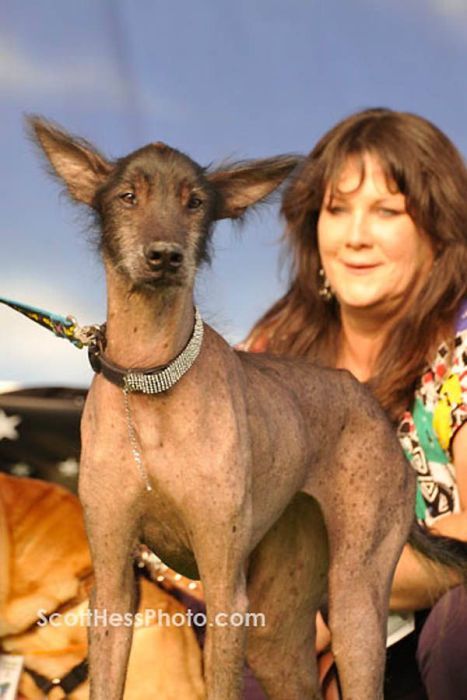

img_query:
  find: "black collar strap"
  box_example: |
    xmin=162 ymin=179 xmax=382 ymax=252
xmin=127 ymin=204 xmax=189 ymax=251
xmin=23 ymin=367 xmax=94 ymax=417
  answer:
xmin=24 ymin=659 xmax=89 ymax=696
xmin=88 ymin=307 xmax=204 ymax=394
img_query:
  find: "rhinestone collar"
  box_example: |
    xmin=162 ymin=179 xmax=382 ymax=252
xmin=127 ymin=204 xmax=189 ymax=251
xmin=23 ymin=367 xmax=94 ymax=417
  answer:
xmin=88 ymin=307 xmax=204 ymax=394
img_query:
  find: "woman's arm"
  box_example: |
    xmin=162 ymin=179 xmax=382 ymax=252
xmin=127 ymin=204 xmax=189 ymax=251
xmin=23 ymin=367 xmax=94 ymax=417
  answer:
xmin=389 ymin=541 xmax=462 ymax=612
xmin=390 ymin=423 xmax=467 ymax=612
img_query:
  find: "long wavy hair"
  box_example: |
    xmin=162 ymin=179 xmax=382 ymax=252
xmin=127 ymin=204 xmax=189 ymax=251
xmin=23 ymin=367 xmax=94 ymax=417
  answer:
xmin=247 ymin=108 xmax=467 ymax=421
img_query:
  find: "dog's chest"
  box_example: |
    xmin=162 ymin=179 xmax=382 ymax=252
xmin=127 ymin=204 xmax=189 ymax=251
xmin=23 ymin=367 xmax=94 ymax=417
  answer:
xmin=141 ymin=507 xmax=199 ymax=579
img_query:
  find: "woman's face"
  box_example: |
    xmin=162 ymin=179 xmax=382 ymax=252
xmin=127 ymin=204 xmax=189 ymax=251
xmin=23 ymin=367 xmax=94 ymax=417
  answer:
xmin=317 ymin=153 xmax=435 ymax=316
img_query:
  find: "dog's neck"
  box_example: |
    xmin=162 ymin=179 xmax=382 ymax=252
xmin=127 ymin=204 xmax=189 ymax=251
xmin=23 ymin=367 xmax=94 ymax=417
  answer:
xmin=103 ymin=267 xmax=195 ymax=369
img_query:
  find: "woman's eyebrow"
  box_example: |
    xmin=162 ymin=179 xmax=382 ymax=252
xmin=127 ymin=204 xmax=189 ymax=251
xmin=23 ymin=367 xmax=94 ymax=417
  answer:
xmin=324 ymin=192 xmax=406 ymax=207
xmin=371 ymin=195 xmax=405 ymax=205
xmin=327 ymin=191 xmax=349 ymax=201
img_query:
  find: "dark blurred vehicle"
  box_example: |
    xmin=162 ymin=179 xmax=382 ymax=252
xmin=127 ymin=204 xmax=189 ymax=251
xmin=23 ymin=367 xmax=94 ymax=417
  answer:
xmin=0 ymin=386 xmax=86 ymax=492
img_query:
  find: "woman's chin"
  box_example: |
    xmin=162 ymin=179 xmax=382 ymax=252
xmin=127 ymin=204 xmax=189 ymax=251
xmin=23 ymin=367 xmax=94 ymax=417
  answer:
xmin=337 ymin=291 xmax=385 ymax=311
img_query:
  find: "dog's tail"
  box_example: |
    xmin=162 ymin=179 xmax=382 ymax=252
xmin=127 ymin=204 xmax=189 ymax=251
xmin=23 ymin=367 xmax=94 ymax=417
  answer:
xmin=409 ymin=520 xmax=467 ymax=583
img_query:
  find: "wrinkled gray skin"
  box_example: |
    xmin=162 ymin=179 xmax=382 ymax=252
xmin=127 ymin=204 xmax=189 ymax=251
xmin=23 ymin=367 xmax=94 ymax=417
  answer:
xmin=30 ymin=116 xmax=415 ymax=700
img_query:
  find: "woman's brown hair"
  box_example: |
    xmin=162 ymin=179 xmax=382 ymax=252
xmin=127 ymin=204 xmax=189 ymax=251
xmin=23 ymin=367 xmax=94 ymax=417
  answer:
xmin=247 ymin=108 xmax=467 ymax=421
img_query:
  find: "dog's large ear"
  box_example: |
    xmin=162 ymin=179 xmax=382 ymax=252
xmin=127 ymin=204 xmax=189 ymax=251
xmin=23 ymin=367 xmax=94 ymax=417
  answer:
xmin=27 ymin=116 xmax=113 ymax=207
xmin=207 ymin=155 xmax=302 ymax=220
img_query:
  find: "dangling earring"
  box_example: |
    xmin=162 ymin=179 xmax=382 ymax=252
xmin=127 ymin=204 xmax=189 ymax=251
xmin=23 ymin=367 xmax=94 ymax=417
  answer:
xmin=318 ymin=268 xmax=333 ymax=302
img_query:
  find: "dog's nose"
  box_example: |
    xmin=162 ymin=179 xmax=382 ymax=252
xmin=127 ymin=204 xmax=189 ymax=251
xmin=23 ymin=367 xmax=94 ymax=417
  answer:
xmin=145 ymin=242 xmax=184 ymax=272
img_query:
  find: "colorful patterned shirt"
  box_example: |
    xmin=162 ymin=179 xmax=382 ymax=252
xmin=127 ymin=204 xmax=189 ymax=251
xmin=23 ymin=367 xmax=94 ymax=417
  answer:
xmin=398 ymin=300 xmax=467 ymax=524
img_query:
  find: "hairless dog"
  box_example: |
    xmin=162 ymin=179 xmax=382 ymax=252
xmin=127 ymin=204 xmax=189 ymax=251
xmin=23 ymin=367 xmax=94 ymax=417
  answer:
xmin=29 ymin=116 xmax=419 ymax=699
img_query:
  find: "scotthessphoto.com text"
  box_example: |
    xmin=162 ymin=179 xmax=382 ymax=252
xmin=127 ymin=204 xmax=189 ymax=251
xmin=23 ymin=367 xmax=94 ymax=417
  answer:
xmin=36 ymin=608 xmax=266 ymax=629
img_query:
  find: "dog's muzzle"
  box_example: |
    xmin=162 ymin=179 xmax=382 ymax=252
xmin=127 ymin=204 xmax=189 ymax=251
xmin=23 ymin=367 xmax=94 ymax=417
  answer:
xmin=144 ymin=242 xmax=184 ymax=276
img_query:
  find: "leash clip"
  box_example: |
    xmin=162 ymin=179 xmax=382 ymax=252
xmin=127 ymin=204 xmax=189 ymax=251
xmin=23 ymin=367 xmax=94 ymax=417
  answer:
xmin=69 ymin=318 xmax=103 ymax=348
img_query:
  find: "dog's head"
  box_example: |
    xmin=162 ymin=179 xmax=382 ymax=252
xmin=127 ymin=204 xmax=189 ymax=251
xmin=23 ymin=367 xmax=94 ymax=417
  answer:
xmin=28 ymin=116 xmax=301 ymax=293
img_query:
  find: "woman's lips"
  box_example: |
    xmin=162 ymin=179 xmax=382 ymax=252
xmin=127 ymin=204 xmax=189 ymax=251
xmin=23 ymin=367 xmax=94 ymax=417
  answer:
xmin=341 ymin=261 xmax=381 ymax=274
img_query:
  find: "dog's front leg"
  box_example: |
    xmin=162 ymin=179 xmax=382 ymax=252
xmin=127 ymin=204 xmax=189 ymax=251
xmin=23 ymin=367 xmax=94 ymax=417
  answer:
xmin=194 ymin=520 xmax=251 ymax=700
xmin=82 ymin=497 xmax=139 ymax=700
xmin=203 ymin=565 xmax=249 ymax=700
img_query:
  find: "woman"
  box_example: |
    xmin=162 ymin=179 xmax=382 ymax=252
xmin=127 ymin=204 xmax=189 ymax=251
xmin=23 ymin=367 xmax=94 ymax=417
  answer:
xmin=242 ymin=108 xmax=467 ymax=699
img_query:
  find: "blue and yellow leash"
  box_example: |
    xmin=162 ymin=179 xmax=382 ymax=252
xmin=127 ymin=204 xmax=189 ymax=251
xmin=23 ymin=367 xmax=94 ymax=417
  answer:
xmin=0 ymin=295 xmax=100 ymax=349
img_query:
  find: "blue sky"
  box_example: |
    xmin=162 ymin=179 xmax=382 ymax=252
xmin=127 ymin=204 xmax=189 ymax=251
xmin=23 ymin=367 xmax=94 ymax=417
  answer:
xmin=1 ymin=0 xmax=466 ymax=387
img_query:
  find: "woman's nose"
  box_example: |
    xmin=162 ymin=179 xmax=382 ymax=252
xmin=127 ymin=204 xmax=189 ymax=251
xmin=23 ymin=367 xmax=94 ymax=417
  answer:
xmin=345 ymin=212 xmax=372 ymax=248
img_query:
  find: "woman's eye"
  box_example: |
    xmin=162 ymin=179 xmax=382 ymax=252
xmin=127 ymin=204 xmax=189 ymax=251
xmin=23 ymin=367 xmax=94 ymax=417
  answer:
xmin=378 ymin=207 xmax=401 ymax=217
xmin=328 ymin=205 xmax=346 ymax=215
xmin=119 ymin=192 xmax=137 ymax=205
xmin=187 ymin=194 xmax=203 ymax=210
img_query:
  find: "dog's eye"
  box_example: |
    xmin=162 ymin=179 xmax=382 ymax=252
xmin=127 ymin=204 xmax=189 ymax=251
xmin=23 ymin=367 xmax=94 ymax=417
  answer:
xmin=187 ymin=194 xmax=203 ymax=210
xmin=120 ymin=192 xmax=137 ymax=205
